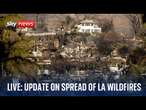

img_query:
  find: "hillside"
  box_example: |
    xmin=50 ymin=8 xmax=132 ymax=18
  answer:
xmin=22 ymin=14 xmax=143 ymax=37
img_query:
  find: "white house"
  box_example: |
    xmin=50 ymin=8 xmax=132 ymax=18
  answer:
xmin=76 ymin=19 xmax=102 ymax=33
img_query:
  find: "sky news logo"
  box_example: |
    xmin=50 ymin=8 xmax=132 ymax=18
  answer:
xmin=6 ymin=20 xmax=35 ymax=29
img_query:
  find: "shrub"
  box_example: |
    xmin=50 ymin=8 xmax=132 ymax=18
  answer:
xmin=118 ymin=45 xmax=130 ymax=57
xmin=128 ymin=64 xmax=146 ymax=76
xmin=96 ymin=38 xmax=113 ymax=56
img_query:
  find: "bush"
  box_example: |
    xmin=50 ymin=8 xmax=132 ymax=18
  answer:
xmin=118 ymin=45 xmax=130 ymax=57
xmin=128 ymin=64 xmax=146 ymax=76
xmin=127 ymin=47 xmax=146 ymax=76
xmin=137 ymin=27 xmax=146 ymax=37
xmin=96 ymin=37 xmax=113 ymax=56
xmin=95 ymin=32 xmax=122 ymax=56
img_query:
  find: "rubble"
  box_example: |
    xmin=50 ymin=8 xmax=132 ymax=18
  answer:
xmin=60 ymin=41 xmax=98 ymax=62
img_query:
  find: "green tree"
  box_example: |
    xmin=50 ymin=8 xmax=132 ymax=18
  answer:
xmin=126 ymin=20 xmax=146 ymax=76
xmin=127 ymin=47 xmax=146 ymax=75
xmin=0 ymin=14 xmax=38 ymax=79
xmin=95 ymin=35 xmax=113 ymax=56
xmin=118 ymin=45 xmax=131 ymax=57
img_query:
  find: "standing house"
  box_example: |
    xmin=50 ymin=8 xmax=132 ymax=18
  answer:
xmin=76 ymin=19 xmax=102 ymax=33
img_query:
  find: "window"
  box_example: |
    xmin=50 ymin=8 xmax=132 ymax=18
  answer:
xmin=94 ymin=29 xmax=97 ymax=32
xmin=90 ymin=23 xmax=93 ymax=26
xmin=86 ymin=29 xmax=90 ymax=33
